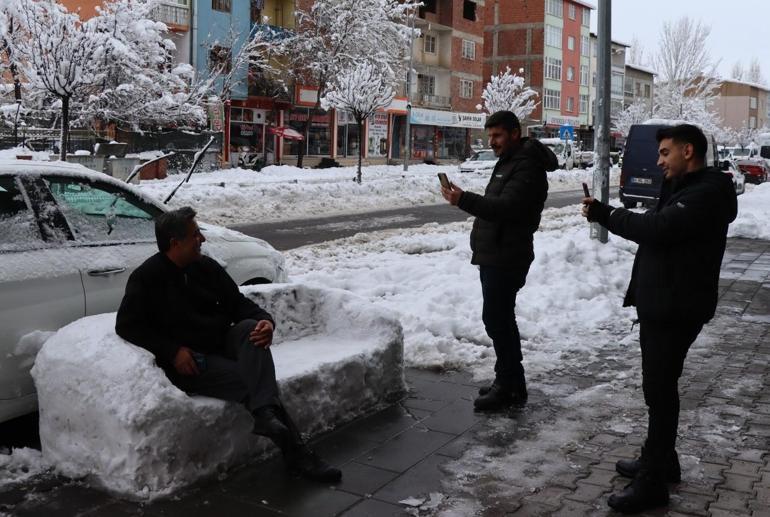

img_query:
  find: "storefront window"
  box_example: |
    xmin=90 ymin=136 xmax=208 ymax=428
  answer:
xmin=230 ymin=107 xmax=266 ymax=167
xmin=285 ymin=108 xmax=331 ymax=156
xmin=336 ymin=110 xmax=360 ymax=157
xmin=411 ymin=126 xmax=435 ymax=160
xmin=438 ymin=127 xmax=466 ymax=160
xmin=368 ymin=112 xmax=389 ymax=158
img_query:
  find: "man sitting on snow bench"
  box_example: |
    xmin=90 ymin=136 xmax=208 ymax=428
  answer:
xmin=115 ymin=206 xmax=341 ymax=483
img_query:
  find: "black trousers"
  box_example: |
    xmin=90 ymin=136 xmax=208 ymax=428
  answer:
xmin=479 ymin=266 xmax=527 ymax=392
xmin=169 ymin=319 xmax=281 ymax=413
xmin=638 ymin=319 xmax=704 ymax=472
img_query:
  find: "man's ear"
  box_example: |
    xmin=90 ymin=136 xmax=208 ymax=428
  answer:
xmin=683 ymin=143 xmax=695 ymax=160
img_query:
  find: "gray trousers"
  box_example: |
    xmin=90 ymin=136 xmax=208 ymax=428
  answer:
xmin=169 ymin=319 xmax=281 ymax=413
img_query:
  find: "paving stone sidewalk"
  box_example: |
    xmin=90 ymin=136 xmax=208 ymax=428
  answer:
xmin=2 ymin=238 xmax=769 ymax=517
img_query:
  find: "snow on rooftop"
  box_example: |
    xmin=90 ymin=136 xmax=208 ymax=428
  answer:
xmin=719 ymin=78 xmax=770 ymax=92
xmin=625 ymin=62 xmax=657 ymax=76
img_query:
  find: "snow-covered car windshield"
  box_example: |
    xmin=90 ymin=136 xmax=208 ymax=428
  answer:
xmin=470 ymin=150 xmax=497 ymax=161
xmin=545 ymin=143 xmax=565 ymax=155
xmin=731 ymin=148 xmax=752 ymax=157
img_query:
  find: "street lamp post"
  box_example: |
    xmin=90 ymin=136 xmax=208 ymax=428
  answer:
xmin=403 ymin=8 xmax=416 ymax=172
xmin=592 ymin=0 xmax=611 ymax=243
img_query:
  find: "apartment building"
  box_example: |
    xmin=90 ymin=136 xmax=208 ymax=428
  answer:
xmin=588 ymin=34 xmax=628 ymax=129
xmin=623 ymin=63 xmax=655 ymax=115
xmin=714 ymin=79 xmax=770 ymax=131
xmin=484 ymin=0 xmax=593 ymax=143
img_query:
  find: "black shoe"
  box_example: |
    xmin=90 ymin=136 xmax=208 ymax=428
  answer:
xmin=615 ymin=449 xmax=681 ymax=483
xmin=479 ymin=381 xmax=527 ymax=397
xmin=287 ymin=447 xmax=342 ymax=483
xmin=607 ymin=471 xmax=669 ymax=514
xmin=473 ymin=384 xmax=527 ymax=411
xmin=251 ymin=405 xmax=290 ymax=438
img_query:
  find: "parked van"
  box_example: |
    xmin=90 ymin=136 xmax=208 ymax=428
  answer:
xmin=619 ymin=121 xmax=718 ymax=208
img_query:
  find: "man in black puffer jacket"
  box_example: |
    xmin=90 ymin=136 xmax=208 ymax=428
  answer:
xmin=441 ymin=111 xmax=558 ymax=411
xmin=582 ymin=124 xmax=737 ymax=514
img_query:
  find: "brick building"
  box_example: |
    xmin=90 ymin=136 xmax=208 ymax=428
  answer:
xmin=484 ymin=0 xmax=593 ymax=144
xmin=714 ymin=79 xmax=770 ymax=131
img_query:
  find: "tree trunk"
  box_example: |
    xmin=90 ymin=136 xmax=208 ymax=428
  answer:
xmin=357 ymin=119 xmax=363 ymax=184
xmin=60 ymin=96 xmax=70 ymax=162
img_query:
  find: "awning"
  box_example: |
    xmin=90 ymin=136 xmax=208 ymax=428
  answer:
xmin=269 ymin=126 xmax=305 ymax=140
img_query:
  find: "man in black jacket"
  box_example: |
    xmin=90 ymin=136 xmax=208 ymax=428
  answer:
xmin=116 ymin=207 xmax=341 ymax=483
xmin=582 ymin=124 xmax=737 ymax=513
xmin=441 ymin=111 xmax=558 ymax=411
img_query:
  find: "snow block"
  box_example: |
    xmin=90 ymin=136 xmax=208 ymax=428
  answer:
xmin=31 ymin=284 xmax=404 ymax=500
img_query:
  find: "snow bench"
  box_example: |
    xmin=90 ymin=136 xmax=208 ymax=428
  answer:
xmin=31 ymin=284 xmax=405 ymax=499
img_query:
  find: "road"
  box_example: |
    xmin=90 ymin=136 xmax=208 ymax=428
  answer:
xmin=230 ymin=187 xmax=619 ymax=250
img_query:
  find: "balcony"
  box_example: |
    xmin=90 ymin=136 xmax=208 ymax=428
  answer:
xmin=152 ymin=3 xmax=190 ymax=31
xmin=419 ymin=94 xmax=451 ymax=109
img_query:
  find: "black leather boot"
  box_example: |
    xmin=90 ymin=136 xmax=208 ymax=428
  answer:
xmin=608 ymin=469 xmax=669 ymax=514
xmin=474 ymin=383 xmax=527 ymax=411
xmin=615 ymin=447 xmax=681 ymax=483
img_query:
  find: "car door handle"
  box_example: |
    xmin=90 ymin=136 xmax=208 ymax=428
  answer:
xmin=87 ymin=267 xmax=127 ymax=277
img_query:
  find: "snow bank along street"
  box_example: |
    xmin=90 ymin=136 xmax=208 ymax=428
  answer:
xmin=136 ymin=163 xmax=619 ymax=226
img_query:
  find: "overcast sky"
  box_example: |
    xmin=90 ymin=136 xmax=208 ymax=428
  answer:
xmin=594 ymin=1 xmax=768 ymax=79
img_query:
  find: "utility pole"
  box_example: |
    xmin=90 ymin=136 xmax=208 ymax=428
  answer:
xmin=403 ymin=8 xmax=416 ymax=172
xmin=591 ymin=0 xmax=611 ymax=243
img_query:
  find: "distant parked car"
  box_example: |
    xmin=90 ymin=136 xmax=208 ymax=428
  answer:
xmin=459 ymin=149 xmax=498 ymax=173
xmin=720 ymin=158 xmax=746 ymax=195
xmin=0 ymin=160 xmax=287 ymax=423
xmin=539 ymin=138 xmax=574 ymax=170
xmin=619 ymin=121 xmax=718 ymax=208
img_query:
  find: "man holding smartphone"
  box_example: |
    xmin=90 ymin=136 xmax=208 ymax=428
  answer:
xmin=441 ymin=111 xmax=557 ymax=411
xmin=581 ymin=124 xmax=736 ymax=513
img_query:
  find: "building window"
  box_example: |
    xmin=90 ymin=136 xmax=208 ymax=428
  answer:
xmin=611 ymin=72 xmax=624 ymax=96
xmin=462 ymin=40 xmax=476 ymax=60
xmin=750 ymin=96 xmax=758 ymax=109
xmin=568 ymin=3 xmax=576 ymax=19
xmin=580 ymin=94 xmax=589 ymax=113
xmin=418 ymin=74 xmax=435 ymax=96
xmin=208 ymin=45 xmax=231 ymax=73
xmin=580 ymin=65 xmax=588 ymax=86
xmin=567 ymin=96 xmax=574 ymax=112
xmin=545 ymin=25 xmax=562 ymax=48
xmin=644 ymin=84 xmax=651 ymax=98
xmin=462 ymin=0 xmax=476 ymax=21
xmin=592 ymin=71 xmax=596 ymax=86
xmin=581 ymin=35 xmax=589 ymax=57
xmin=544 ymin=88 xmax=561 ymax=110
xmin=567 ymin=66 xmax=574 ymax=81
xmin=567 ymin=36 xmax=575 ymax=51
xmin=582 ymin=7 xmax=590 ymax=26
xmin=423 ymin=34 xmax=436 ymax=53
xmin=546 ymin=0 xmax=563 ymax=17
xmin=419 ymin=0 xmax=437 ymax=16
xmin=460 ymin=79 xmax=474 ymax=99
xmin=750 ymin=116 xmax=757 ymax=128
xmin=545 ymin=56 xmax=562 ymax=80
xmin=212 ymin=0 xmax=231 ymax=12
xmin=624 ymin=76 xmax=634 ymax=95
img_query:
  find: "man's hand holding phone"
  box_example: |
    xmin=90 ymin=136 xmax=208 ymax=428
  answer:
xmin=439 ymin=173 xmax=463 ymax=206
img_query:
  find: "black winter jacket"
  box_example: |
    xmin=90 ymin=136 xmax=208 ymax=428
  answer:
xmin=115 ymin=253 xmax=273 ymax=370
xmin=457 ymin=137 xmax=558 ymax=273
xmin=606 ymin=167 xmax=737 ymax=323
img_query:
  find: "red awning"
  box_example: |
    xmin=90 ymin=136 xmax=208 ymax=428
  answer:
xmin=269 ymin=126 xmax=305 ymax=140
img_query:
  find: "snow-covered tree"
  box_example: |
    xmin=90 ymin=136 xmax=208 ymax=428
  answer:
xmin=321 ymin=62 xmax=394 ymax=184
xmin=11 ymin=0 xmax=106 ymax=160
xmin=731 ymin=61 xmax=745 ymax=81
xmin=652 ymin=17 xmax=721 ymax=132
xmin=615 ymin=100 xmax=651 ymax=136
xmin=286 ymin=0 xmax=419 ymax=167
xmin=627 ymin=36 xmax=648 ymax=67
xmin=747 ymin=57 xmax=765 ymax=85
xmin=734 ymin=123 xmax=758 ymax=150
xmin=83 ymin=0 xmax=206 ymax=129
xmin=476 ymin=67 xmax=538 ymax=120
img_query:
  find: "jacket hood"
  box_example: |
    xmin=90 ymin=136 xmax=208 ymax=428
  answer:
xmin=514 ymin=137 xmax=560 ymax=172
xmin=678 ymin=167 xmax=738 ymax=222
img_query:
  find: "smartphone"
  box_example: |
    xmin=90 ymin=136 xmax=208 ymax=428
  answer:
xmin=582 ymin=182 xmax=591 ymax=198
xmin=191 ymin=352 xmax=207 ymax=372
xmin=437 ymin=172 xmax=451 ymax=189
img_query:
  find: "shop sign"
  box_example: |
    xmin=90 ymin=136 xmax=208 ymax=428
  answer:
xmin=208 ymin=100 xmax=224 ymax=132
xmin=368 ymin=112 xmax=389 ymax=157
xmin=337 ymin=110 xmax=356 ymax=125
xmin=410 ymin=107 xmax=486 ymax=128
xmin=547 ymin=115 xmax=582 ymax=127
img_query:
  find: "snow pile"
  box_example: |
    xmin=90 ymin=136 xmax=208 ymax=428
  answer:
xmin=0 ymin=448 xmax=51 ymax=488
xmin=0 ymin=146 xmax=51 ymax=161
xmin=728 ymin=182 xmax=770 ymax=240
xmin=286 ymin=204 xmax=638 ymax=377
xmin=136 ymin=164 xmax=619 ymax=226
xmin=30 ymin=285 xmax=403 ymax=499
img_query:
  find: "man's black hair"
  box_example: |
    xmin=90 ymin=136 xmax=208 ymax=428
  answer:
xmin=484 ymin=110 xmax=521 ymax=133
xmin=656 ymin=124 xmax=708 ymax=161
xmin=155 ymin=206 xmax=197 ymax=253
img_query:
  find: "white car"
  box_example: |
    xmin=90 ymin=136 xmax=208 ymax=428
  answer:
xmin=459 ymin=149 xmax=498 ymax=173
xmin=0 ymin=160 xmax=287 ymax=423
xmin=720 ymin=158 xmax=746 ymax=196
xmin=539 ymin=138 xmax=574 ymax=170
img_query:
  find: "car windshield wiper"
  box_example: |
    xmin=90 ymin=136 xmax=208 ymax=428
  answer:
xmin=124 ymin=152 xmax=176 ymax=184
xmin=164 ymin=136 xmax=216 ymax=205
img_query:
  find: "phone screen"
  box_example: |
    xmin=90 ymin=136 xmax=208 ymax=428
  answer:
xmin=438 ymin=173 xmax=451 ymax=189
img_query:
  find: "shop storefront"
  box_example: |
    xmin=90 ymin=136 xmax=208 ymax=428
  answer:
xmin=285 ymin=107 xmax=332 ymax=157
xmin=395 ymin=108 xmax=486 ymax=161
xmin=336 ymin=110 xmax=360 ymax=158
xmin=367 ymin=111 xmax=389 ymax=158
xmin=229 ymin=107 xmax=267 ymax=167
